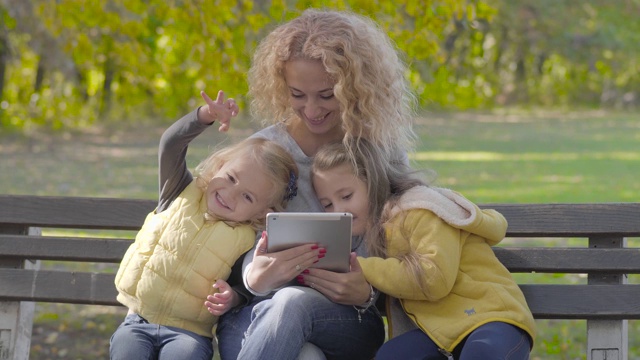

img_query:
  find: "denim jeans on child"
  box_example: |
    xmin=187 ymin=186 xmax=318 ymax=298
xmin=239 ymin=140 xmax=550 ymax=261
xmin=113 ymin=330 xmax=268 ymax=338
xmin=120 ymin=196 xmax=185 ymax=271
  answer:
xmin=375 ymin=321 xmax=531 ymax=360
xmin=110 ymin=313 xmax=213 ymax=360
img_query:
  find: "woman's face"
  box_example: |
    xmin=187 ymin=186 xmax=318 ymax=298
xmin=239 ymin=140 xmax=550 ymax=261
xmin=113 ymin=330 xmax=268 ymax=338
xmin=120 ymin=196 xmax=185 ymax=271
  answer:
xmin=312 ymin=164 xmax=370 ymax=237
xmin=284 ymin=59 xmax=342 ymax=137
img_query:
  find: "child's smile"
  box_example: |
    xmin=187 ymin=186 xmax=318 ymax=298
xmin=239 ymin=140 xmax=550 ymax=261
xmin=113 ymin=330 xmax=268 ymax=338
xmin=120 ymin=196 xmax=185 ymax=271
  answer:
xmin=206 ymin=156 xmax=272 ymax=223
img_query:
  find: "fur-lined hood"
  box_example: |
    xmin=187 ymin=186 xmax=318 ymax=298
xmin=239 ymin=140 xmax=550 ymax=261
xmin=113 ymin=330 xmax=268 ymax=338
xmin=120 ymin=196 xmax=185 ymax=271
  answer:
xmin=385 ymin=186 xmax=507 ymax=245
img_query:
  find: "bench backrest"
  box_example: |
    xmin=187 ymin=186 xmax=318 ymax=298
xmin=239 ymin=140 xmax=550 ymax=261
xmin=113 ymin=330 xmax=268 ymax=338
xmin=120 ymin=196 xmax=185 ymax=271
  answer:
xmin=1 ymin=195 xmax=640 ymax=319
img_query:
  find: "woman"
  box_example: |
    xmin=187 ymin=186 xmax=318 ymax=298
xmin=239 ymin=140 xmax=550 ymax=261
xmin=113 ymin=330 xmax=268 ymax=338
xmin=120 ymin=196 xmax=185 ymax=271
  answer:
xmin=212 ymin=9 xmax=417 ymax=360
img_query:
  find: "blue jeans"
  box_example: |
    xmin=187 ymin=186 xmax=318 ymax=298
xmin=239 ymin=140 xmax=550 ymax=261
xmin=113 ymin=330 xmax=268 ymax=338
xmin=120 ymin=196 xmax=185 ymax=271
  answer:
xmin=110 ymin=314 xmax=213 ymax=360
xmin=216 ymin=286 xmax=385 ymax=360
xmin=376 ymin=322 xmax=531 ymax=360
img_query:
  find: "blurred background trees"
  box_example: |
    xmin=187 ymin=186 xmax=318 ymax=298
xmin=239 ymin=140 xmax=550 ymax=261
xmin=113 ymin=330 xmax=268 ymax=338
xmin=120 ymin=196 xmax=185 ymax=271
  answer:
xmin=0 ymin=0 xmax=638 ymax=134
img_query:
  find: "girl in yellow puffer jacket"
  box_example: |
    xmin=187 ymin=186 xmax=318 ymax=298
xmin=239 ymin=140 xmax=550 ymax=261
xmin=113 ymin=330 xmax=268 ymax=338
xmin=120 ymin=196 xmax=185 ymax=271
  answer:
xmin=308 ymin=139 xmax=535 ymax=360
xmin=110 ymin=90 xmax=300 ymax=360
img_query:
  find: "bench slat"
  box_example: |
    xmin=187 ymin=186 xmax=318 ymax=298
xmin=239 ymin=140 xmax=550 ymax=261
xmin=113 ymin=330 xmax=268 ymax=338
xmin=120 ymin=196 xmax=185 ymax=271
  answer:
xmin=0 ymin=235 xmax=131 ymax=262
xmin=2 ymin=269 xmax=640 ymax=319
xmin=2 ymin=196 xmax=640 ymax=236
xmin=519 ymin=284 xmax=640 ymax=319
xmin=493 ymin=247 xmax=640 ymax=273
xmin=486 ymin=203 xmax=640 ymax=237
xmin=0 ymin=268 xmax=118 ymax=306
xmin=4 ymin=235 xmax=639 ymax=274
xmin=0 ymin=195 xmax=155 ymax=230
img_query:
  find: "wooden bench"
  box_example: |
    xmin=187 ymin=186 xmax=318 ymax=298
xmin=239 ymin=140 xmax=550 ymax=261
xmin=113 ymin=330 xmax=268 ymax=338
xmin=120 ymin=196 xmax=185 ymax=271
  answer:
xmin=1 ymin=195 xmax=639 ymax=360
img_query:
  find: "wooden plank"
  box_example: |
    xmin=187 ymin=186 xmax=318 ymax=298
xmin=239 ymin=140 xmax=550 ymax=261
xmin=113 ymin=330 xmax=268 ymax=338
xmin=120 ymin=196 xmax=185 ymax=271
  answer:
xmin=493 ymin=247 xmax=640 ymax=273
xmin=0 ymin=195 xmax=155 ymax=230
xmin=1 ymin=196 xmax=640 ymax=236
xmin=484 ymin=203 xmax=640 ymax=237
xmin=0 ymin=235 xmax=131 ymax=262
xmin=11 ymin=236 xmax=640 ymax=274
xmin=0 ymin=268 xmax=120 ymax=306
xmin=2 ymin=269 xmax=640 ymax=320
xmin=520 ymin=284 xmax=640 ymax=319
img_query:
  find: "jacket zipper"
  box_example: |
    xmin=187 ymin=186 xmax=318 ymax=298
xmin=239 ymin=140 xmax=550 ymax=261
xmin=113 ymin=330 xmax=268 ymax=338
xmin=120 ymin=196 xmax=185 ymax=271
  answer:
xmin=438 ymin=348 xmax=454 ymax=360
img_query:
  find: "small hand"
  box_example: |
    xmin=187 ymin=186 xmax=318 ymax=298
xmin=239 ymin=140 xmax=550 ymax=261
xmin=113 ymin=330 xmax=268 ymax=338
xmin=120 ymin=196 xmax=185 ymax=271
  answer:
xmin=204 ymin=279 xmax=239 ymax=316
xmin=200 ymin=90 xmax=239 ymax=132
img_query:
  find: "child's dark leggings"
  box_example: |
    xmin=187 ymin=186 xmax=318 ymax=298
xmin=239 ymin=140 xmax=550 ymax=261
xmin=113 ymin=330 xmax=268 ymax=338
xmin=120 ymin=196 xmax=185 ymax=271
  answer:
xmin=375 ymin=321 xmax=531 ymax=360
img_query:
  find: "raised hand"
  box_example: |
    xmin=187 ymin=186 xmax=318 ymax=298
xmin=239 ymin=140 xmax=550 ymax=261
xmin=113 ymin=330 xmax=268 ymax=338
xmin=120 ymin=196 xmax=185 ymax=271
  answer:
xmin=199 ymin=90 xmax=239 ymax=132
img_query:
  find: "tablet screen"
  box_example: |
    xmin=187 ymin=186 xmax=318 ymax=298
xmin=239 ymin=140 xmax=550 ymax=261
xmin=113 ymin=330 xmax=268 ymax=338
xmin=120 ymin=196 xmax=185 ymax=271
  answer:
xmin=266 ymin=212 xmax=352 ymax=273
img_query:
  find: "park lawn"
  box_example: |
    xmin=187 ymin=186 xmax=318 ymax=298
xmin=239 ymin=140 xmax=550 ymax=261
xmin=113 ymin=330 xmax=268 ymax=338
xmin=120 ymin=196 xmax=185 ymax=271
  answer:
xmin=412 ymin=110 xmax=639 ymax=203
xmin=1 ymin=110 xmax=638 ymax=359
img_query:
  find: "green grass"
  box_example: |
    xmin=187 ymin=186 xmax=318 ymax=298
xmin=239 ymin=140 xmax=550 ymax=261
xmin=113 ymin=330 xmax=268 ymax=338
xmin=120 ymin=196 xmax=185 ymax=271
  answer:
xmin=412 ymin=110 xmax=640 ymax=203
xmin=2 ymin=110 xmax=639 ymax=359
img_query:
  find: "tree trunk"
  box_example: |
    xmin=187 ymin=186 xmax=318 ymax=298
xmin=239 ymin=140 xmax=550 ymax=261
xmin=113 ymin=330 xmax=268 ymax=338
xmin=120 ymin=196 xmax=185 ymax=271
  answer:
xmin=35 ymin=56 xmax=45 ymax=92
xmin=99 ymin=57 xmax=114 ymax=117
xmin=0 ymin=32 xmax=7 ymax=103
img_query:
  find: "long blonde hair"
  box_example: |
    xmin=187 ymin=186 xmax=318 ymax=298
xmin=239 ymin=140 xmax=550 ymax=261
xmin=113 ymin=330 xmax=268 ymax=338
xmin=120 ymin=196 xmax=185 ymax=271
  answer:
xmin=249 ymin=9 xmax=417 ymax=162
xmin=194 ymin=137 xmax=298 ymax=230
xmin=311 ymin=139 xmax=434 ymax=295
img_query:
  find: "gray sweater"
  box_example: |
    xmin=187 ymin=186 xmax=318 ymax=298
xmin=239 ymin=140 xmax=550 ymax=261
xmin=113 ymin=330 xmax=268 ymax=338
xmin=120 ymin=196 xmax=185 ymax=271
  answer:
xmin=156 ymin=108 xmax=210 ymax=213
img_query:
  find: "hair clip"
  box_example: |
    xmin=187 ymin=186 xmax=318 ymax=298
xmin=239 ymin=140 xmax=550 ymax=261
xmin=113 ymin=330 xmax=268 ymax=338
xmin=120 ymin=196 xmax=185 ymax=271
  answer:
xmin=284 ymin=171 xmax=298 ymax=201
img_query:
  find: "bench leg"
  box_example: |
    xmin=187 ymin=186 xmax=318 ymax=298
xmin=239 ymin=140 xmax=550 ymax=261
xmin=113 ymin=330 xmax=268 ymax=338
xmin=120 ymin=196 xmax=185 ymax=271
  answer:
xmin=0 ymin=259 xmax=39 ymax=360
xmin=587 ymin=320 xmax=628 ymax=360
xmin=587 ymin=236 xmax=628 ymax=360
xmin=0 ymin=226 xmax=41 ymax=360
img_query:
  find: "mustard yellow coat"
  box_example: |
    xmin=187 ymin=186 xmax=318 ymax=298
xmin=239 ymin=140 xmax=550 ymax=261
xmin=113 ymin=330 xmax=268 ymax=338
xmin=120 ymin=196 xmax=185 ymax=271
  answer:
xmin=358 ymin=186 xmax=536 ymax=352
xmin=114 ymin=180 xmax=255 ymax=337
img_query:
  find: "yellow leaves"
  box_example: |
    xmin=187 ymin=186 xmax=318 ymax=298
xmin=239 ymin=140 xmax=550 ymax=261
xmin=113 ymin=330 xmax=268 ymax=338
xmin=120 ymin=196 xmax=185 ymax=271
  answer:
xmin=3 ymin=0 xmax=505 ymax=130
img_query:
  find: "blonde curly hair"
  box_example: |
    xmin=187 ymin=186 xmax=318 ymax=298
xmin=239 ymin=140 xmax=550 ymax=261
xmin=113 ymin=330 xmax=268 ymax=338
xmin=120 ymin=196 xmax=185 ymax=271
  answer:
xmin=248 ymin=9 xmax=417 ymax=160
xmin=193 ymin=137 xmax=298 ymax=231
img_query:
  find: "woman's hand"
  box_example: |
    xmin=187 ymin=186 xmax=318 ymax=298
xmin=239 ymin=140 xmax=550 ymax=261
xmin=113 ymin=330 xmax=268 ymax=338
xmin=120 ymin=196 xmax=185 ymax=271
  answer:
xmin=246 ymin=231 xmax=324 ymax=294
xmin=298 ymin=252 xmax=371 ymax=305
xmin=199 ymin=90 xmax=239 ymax=131
xmin=204 ymin=279 xmax=240 ymax=316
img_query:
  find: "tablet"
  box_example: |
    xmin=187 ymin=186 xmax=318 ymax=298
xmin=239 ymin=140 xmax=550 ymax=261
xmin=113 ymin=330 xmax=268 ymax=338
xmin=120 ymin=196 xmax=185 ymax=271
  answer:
xmin=266 ymin=212 xmax=352 ymax=273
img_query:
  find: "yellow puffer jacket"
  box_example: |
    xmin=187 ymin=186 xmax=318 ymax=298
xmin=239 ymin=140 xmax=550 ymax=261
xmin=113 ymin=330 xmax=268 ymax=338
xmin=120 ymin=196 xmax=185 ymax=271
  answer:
xmin=114 ymin=180 xmax=255 ymax=337
xmin=358 ymin=186 xmax=536 ymax=352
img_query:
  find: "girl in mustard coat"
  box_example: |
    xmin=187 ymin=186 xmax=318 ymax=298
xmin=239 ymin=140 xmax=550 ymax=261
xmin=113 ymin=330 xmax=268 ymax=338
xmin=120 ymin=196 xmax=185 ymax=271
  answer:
xmin=309 ymin=139 xmax=536 ymax=360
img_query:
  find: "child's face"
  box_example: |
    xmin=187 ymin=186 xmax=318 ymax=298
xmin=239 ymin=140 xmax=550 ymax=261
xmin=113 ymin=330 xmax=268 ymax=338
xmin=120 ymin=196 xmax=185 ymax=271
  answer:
xmin=284 ymin=59 xmax=342 ymax=138
xmin=312 ymin=164 xmax=370 ymax=237
xmin=206 ymin=156 xmax=273 ymax=223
